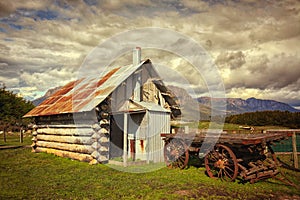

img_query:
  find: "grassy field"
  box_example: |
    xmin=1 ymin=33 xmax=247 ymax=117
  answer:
xmin=189 ymin=121 xmax=289 ymax=131
xmin=0 ymin=131 xmax=32 ymax=147
xmin=0 ymin=136 xmax=299 ymax=199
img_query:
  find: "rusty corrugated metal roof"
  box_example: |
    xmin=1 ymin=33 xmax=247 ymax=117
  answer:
xmin=24 ymin=60 xmax=150 ymax=117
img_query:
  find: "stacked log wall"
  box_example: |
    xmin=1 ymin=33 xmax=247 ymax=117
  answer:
xmin=95 ymin=101 xmax=110 ymax=163
xmin=32 ymin=125 xmax=100 ymax=164
xmin=31 ymin=99 xmax=111 ymax=164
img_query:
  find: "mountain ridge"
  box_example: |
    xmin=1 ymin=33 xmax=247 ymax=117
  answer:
xmin=167 ymin=85 xmax=300 ymax=117
xmin=32 ymin=85 xmax=300 ymax=118
xmin=196 ymin=96 xmax=299 ymax=115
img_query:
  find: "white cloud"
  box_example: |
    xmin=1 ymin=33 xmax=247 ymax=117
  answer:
xmin=20 ymin=67 xmax=76 ymax=91
xmin=0 ymin=0 xmax=299 ymax=106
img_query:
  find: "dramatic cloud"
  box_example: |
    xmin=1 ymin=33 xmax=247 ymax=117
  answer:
xmin=0 ymin=0 xmax=299 ymax=108
xmin=216 ymin=51 xmax=246 ymax=69
xmin=0 ymin=2 xmax=15 ymax=18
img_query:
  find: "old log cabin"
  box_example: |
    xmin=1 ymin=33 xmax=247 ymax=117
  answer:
xmin=24 ymin=48 xmax=181 ymax=165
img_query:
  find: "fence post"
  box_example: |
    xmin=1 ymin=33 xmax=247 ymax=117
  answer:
xmin=292 ymin=132 xmax=298 ymax=169
xmin=19 ymin=127 xmax=23 ymax=143
xmin=3 ymin=128 xmax=6 ymax=143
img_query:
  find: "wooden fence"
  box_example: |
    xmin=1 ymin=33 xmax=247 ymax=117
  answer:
xmin=266 ymin=130 xmax=300 ymax=169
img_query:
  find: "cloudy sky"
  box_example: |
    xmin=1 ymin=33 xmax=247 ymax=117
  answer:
xmin=0 ymin=0 xmax=300 ymax=108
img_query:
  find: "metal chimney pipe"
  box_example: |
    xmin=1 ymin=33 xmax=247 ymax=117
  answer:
xmin=133 ymin=47 xmax=141 ymax=66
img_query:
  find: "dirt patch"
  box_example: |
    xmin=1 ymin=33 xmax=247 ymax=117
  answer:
xmin=276 ymin=195 xmax=300 ymax=200
xmin=174 ymin=188 xmax=300 ymax=200
xmin=173 ymin=185 xmax=275 ymax=200
xmin=174 ymin=190 xmax=193 ymax=196
xmin=174 ymin=187 xmax=234 ymax=199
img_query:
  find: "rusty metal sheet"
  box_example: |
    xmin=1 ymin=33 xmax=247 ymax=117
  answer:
xmin=24 ymin=60 xmax=149 ymax=117
xmin=73 ymin=88 xmax=95 ymax=100
xmin=94 ymin=86 xmax=115 ymax=97
xmin=25 ymin=106 xmax=48 ymax=116
xmin=97 ymin=67 xmax=120 ymax=87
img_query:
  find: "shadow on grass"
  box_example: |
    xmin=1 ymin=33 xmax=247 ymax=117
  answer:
xmin=186 ymin=153 xmax=300 ymax=190
xmin=0 ymin=145 xmax=29 ymax=150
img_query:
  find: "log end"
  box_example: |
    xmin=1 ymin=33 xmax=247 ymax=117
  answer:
xmin=89 ymin=159 xmax=98 ymax=165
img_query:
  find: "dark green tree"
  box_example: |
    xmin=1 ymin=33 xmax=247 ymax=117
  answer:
xmin=225 ymin=111 xmax=300 ymax=128
xmin=0 ymin=85 xmax=35 ymax=131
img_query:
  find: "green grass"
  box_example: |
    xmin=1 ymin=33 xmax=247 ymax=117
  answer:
xmin=0 ymin=131 xmax=32 ymax=147
xmin=0 ymin=148 xmax=299 ymax=200
xmin=186 ymin=121 xmax=289 ymax=132
xmin=186 ymin=121 xmax=239 ymax=130
xmin=0 ymin=129 xmax=299 ymax=199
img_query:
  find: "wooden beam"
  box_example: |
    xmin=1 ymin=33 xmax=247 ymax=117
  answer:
xmin=19 ymin=127 xmax=23 ymax=143
xmin=35 ymin=147 xmax=94 ymax=162
xmin=123 ymin=113 xmax=128 ymax=167
xmin=37 ymin=124 xmax=92 ymax=128
xmin=292 ymin=132 xmax=299 ymax=169
xmin=37 ymin=134 xmax=93 ymax=145
xmin=37 ymin=128 xmax=93 ymax=136
xmin=36 ymin=141 xmax=94 ymax=154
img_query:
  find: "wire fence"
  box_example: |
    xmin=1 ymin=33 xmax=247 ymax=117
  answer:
xmin=271 ymin=132 xmax=299 ymax=169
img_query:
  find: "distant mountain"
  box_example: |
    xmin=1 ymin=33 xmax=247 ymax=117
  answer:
xmin=167 ymin=85 xmax=212 ymax=121
xmin=33 ymin=85 xmax=299 ymax=119
xmin=32 ymin=86 xmax=61 ymax=106
xmin=167 ymin=85 xmax=299 ymax=117
xmin=197 ymin=97 xmax=300 ymax=115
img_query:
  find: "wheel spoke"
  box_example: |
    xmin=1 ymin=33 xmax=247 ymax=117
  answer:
xmin=205 ymin=144 xmax=238 ymax=182
xmin=177 ymin=157 xmax=185 ymax=167
xmin=225 ymin=166 xmax=234 ymax=173
xmin=224 ymin=169 xmax=233 ymax=179
xmin=177 ymin=160 xmax=184 ymax=168
xmin=218 ymin=169 xmax=223 ymax=179
xmin=164 ymin=139 xmax=189 ymax=169
xmin=210 ymin=153 xmax=219 ymax=161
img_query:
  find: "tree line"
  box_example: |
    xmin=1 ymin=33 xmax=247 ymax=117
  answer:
xmin=225 ymin=110 xmax=300 ymax=128
xmin=0 ymin=85 xmax=35 ymax=131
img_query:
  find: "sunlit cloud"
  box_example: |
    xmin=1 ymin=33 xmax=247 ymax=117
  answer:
xmin=0 ymin=0 xmax=299 ymax=107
